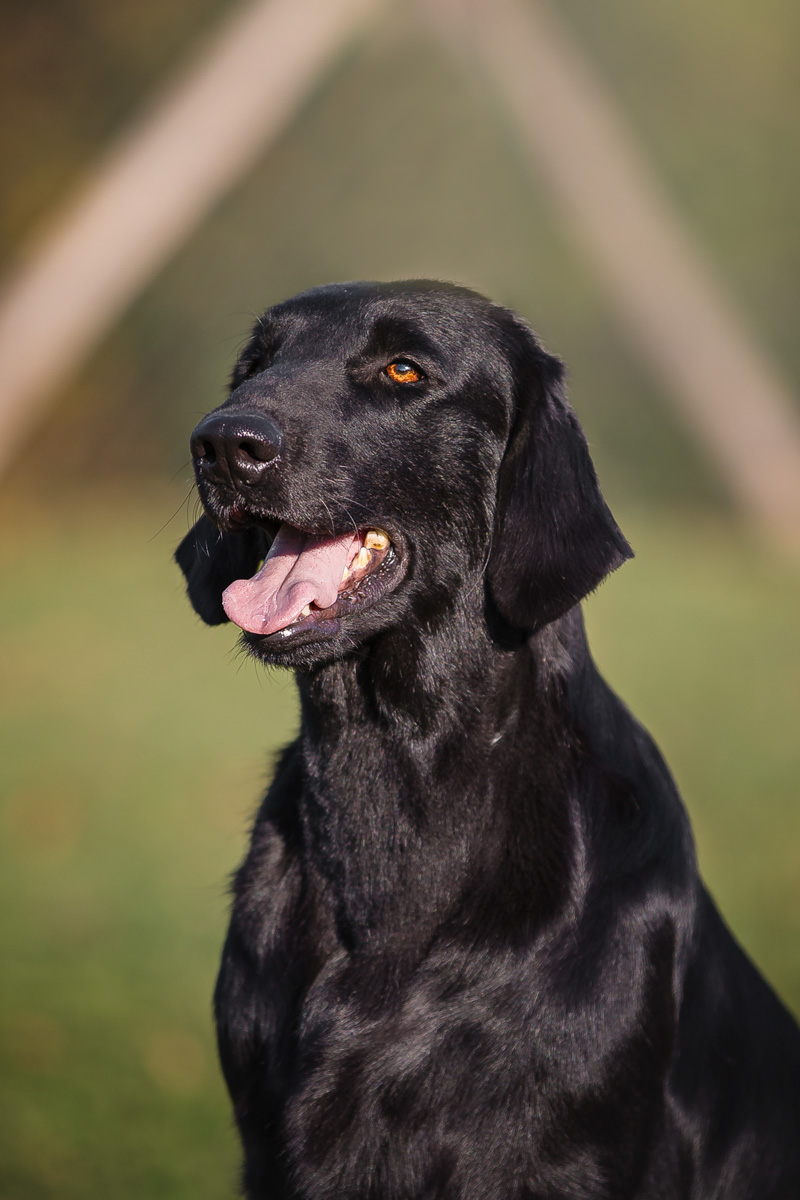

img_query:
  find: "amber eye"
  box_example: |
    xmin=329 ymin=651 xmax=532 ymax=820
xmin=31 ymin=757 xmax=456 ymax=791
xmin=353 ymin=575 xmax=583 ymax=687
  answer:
xmin=386 ymin=360 xmax=422 ymax=384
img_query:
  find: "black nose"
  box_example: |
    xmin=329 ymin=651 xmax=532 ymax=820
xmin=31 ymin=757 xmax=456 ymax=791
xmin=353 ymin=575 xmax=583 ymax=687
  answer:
xmin=189 ymin=411 xmax=284 ymax=487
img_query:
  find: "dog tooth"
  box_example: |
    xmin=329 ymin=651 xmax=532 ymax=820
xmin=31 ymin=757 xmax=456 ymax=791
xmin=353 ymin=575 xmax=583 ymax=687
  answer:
xmin=355 ymin=546 xmax=371 ymax=571
xmin=365 ymin=530 xmax=389 ymax=551
xmin=300 ymin=604 xmax=312 ymax=618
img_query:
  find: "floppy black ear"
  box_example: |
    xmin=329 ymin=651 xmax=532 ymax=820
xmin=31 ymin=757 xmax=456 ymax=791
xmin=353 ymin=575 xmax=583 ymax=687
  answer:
xmin=487 ymin=330 xmax=632 ymax=632
xmin=175 ymin=515 xmax=268 ymax=625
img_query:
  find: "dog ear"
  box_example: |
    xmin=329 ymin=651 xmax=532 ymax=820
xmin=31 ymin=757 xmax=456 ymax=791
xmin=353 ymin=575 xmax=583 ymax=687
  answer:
xmin=175 ymin=515 xmax=268 ymax=625
xmin=487 ymin=326 xmax=632 ymax=632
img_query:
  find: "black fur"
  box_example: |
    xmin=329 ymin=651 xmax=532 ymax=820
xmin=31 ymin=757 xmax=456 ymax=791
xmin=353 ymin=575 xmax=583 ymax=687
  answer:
xmin=176 ymin=281 xmax=800 ymax=1199
xmin=175 ymin=514 xmax=269 ymax=625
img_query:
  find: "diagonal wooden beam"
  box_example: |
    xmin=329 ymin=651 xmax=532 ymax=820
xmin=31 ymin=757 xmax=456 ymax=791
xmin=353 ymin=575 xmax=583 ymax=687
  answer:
xmin=0 ymin=0 xmax=384 ymax=479
xmin=423 ymin=0 xmax=800 ymax=551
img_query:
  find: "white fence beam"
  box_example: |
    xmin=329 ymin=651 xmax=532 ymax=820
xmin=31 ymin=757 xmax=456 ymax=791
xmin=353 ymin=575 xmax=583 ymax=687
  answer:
xmin=424 ymin=0 xmax=800 ymax=551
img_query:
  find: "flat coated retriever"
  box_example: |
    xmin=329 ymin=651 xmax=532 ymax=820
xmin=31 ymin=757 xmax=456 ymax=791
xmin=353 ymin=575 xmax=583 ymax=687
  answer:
xmin=176 ymin=281 xmax=800 ymax=1199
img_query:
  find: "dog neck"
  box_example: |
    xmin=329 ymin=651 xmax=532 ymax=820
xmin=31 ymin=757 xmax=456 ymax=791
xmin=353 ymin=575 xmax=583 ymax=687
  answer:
xmin=293 ymin=597 xmax=590 ymax=956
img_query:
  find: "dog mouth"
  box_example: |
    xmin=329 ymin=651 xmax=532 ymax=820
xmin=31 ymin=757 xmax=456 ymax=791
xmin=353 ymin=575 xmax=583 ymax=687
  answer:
xmin=221 ymin=520 xmax=400 ymax=640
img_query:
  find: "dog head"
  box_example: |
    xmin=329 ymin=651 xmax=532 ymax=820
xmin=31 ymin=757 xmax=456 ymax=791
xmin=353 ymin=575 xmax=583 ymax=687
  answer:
xmin=176 ymin=281 xmax=631 ymax=667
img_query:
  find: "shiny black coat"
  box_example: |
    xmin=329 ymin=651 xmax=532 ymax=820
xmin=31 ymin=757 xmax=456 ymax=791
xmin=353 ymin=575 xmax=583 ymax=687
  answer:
xmin=176 ymin=281 xmax=800 ymax=1199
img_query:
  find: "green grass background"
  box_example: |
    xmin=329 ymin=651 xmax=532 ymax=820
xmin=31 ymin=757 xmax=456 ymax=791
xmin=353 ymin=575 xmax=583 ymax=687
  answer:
xmin=1 ymin=488 xmax=798 ymax=1198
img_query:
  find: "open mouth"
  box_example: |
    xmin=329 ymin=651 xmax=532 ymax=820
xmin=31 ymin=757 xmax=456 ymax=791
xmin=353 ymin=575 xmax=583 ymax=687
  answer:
xmin=221 ymin=521 xmax=400 ymax=641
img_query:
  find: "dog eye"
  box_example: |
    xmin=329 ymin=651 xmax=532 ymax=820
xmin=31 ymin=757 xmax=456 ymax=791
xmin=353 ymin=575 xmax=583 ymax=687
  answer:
xmin=385 ymin=361 xmax=423 ymax=384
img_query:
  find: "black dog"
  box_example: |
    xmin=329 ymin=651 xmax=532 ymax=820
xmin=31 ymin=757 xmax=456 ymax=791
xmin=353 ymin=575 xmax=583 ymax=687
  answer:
xmin=176 ymin=281 xmax=800 ymax=1199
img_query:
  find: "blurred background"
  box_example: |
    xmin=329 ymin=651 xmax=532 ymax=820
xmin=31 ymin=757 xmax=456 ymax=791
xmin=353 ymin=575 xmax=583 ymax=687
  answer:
xmin=0 ymin=0 xmax=798 ymax=1195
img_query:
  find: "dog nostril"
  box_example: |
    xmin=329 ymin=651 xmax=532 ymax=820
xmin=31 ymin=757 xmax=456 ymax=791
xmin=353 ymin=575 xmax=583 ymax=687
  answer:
xmin=190 ymin=435 xmax=218 ymax=466
xmin=237 ymin=437 xmax=279 ymax=465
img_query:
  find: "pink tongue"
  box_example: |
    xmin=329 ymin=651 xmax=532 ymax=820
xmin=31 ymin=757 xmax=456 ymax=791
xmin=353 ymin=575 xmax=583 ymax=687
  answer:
xmin=222 ymin=523 xmax=360 ymax=635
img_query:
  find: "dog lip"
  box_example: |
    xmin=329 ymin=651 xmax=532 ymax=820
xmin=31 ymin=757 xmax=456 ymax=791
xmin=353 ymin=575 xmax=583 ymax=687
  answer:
xmin=222 ymin=502 xmax=281 ymax=533
xmin=219 ymin=502 xmax=404 ymax=560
